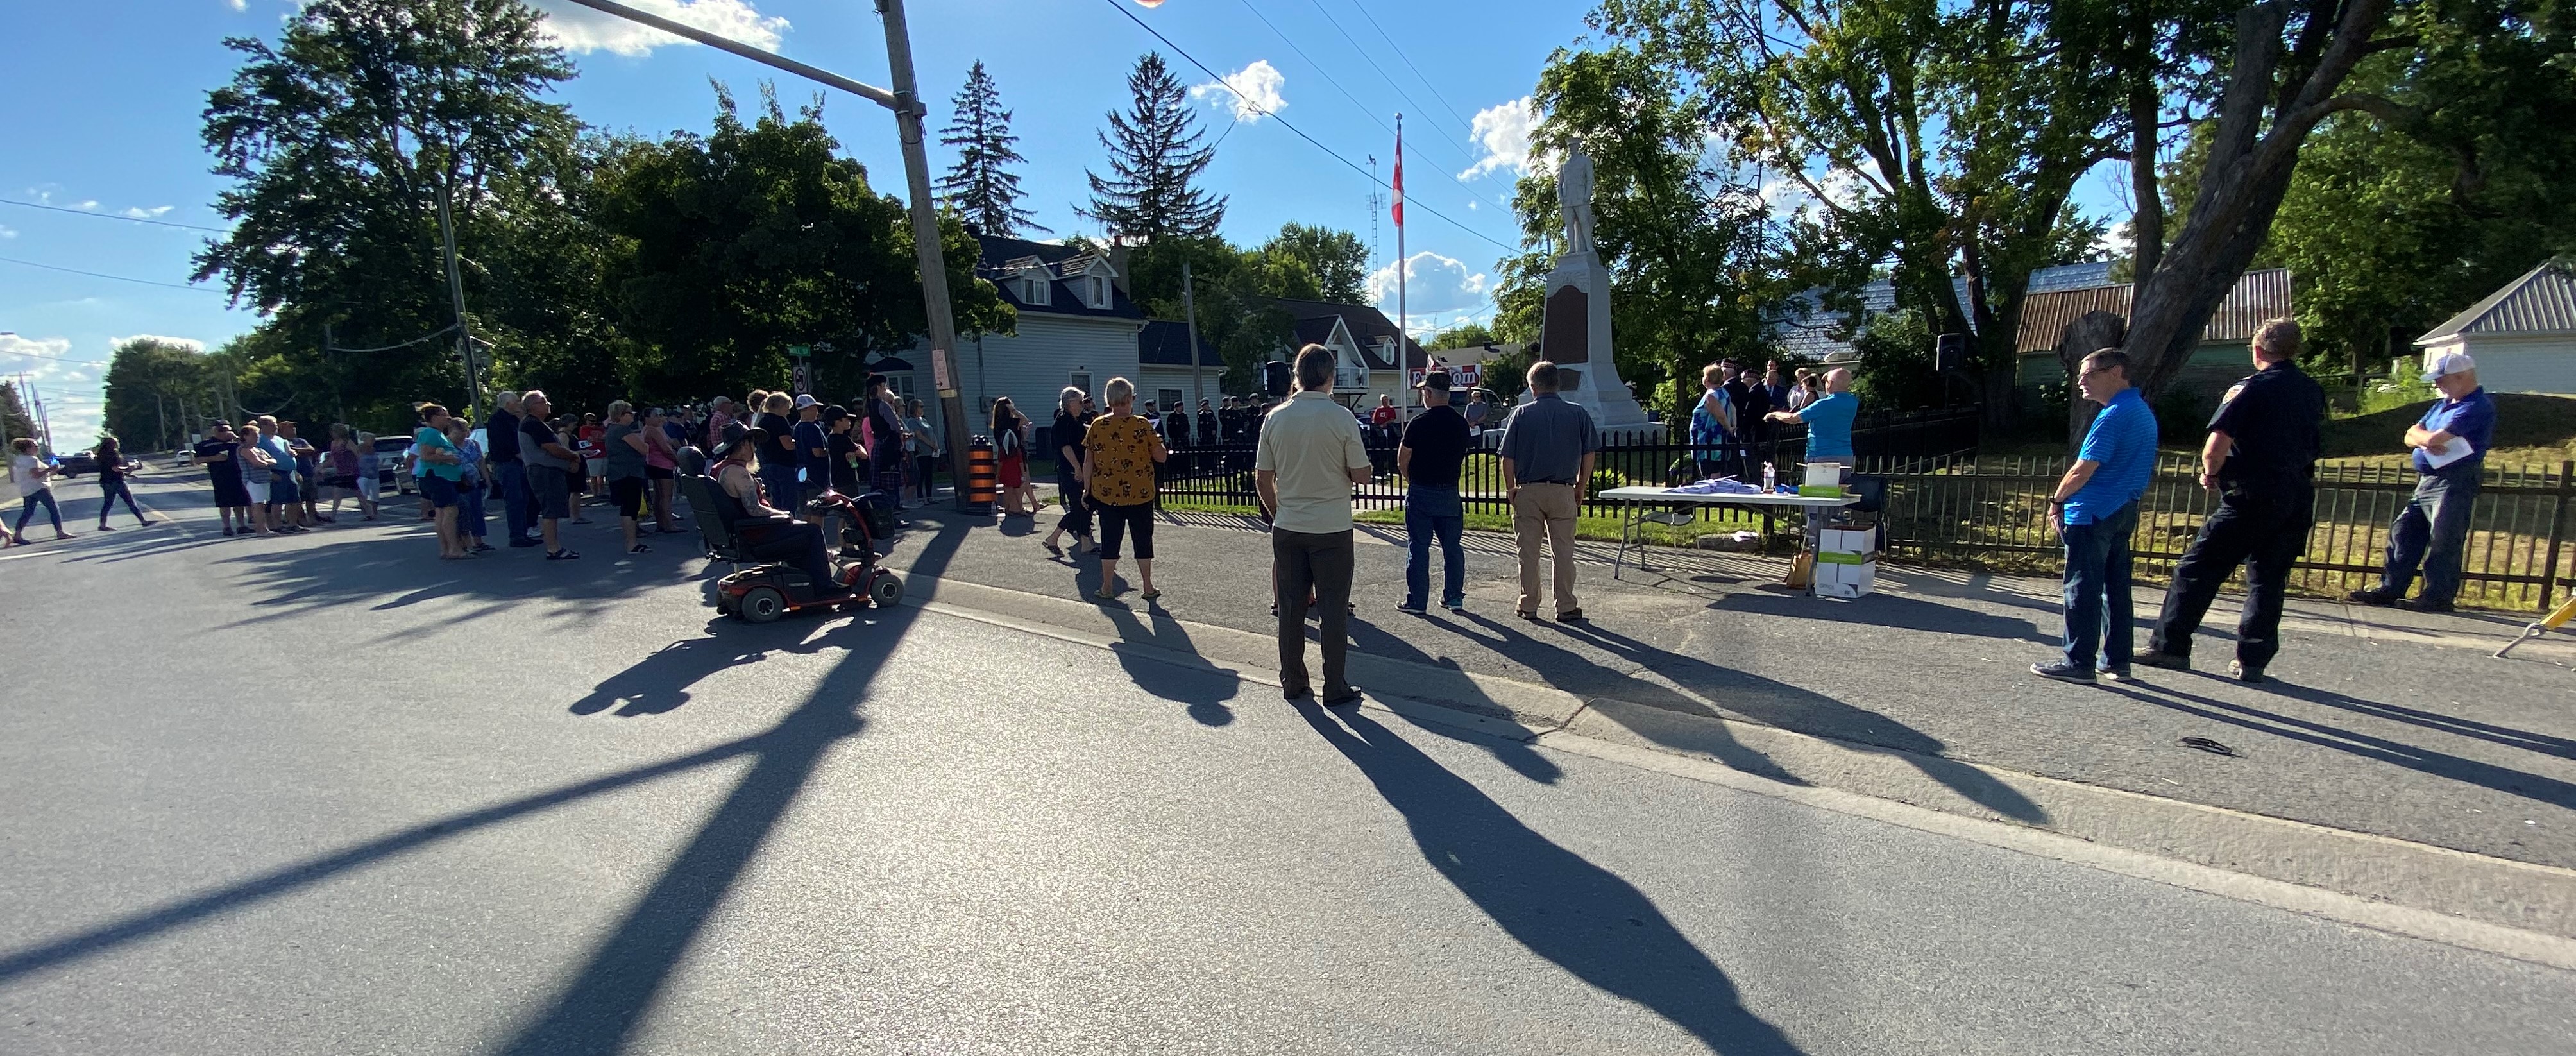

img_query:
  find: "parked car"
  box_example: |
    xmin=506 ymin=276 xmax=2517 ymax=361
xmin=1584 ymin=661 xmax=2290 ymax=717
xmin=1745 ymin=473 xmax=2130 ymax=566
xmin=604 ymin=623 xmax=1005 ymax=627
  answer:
xmin=51 ymin=452 xmax=97 ymax=477
xmin=371 ymin=435 xmax=416 ymax=495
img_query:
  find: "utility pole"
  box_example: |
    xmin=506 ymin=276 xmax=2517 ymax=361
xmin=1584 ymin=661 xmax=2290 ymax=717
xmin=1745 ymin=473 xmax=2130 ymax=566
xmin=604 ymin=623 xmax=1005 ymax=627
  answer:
xmin=436 ymin=188 xmax=483 ymax=422
xmin=552 ymin=0 xmax=966 ymax=504
xmin=1395 ymin=113 xmax=1410 ymax=420
xmin=875 ymin=0 xmax=972 ymax=507
xmin=1183 ymin=260 xmax=1205 ymax=409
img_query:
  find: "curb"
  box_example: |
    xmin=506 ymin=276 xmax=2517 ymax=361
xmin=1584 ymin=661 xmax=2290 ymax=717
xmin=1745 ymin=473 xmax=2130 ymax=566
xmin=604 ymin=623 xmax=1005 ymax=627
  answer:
xmin=893 ymin=571 xmax=2576 ymax=967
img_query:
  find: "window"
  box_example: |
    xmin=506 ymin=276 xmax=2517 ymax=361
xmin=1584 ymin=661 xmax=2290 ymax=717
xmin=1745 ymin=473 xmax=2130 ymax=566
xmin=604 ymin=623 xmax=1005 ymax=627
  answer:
xmin=1022 ymin=277 xmax=1050 ymax=306
xmin=1158 ymin=389 xmax=1183 ymax=411
xmin=1090 ymin=276 xmax=1108 ymax=308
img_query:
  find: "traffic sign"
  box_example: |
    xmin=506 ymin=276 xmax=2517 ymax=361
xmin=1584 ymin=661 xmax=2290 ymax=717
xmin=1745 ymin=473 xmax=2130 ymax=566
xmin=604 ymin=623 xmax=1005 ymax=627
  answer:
xmin=791 ymin=360 xmax=812 ymax=396
xmin=788 ymin=343 xmax=811 ymax=359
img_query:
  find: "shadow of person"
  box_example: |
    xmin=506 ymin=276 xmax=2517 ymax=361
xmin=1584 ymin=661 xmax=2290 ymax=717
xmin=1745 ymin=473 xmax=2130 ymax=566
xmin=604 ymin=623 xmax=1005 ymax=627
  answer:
xmin=1344 ymin=613 xmax=1563 ymax=784
xmin=2258 ymin=679 xmax=2576 ymax=762
xmin=1299 ymin=703 xmax=1805 ymax=1055
xmin=1552 ymin=619 xmax=2047 ymax=823
xmin=570 ymin=636 xmax=770 ymax=717
xmin=1707 ymin=590 xmax=2049 ymax=643
xmin=1098 ymin=599 xmax=1241 ymax=726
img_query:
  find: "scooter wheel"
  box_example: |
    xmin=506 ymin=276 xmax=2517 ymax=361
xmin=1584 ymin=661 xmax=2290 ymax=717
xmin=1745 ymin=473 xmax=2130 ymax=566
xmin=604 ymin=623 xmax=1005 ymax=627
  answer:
xmin=867 ymin=572 xmax=904 ymax=609
xmin=738 ymin=585 xmax=787 ymax=624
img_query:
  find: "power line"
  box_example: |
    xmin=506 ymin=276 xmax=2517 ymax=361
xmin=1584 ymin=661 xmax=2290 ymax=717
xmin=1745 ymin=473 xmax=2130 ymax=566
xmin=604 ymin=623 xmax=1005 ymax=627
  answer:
xmin=0 ymin=198 xmax=230 ymax=234
xmin=1099 ymin=0 xmax=1520 ymax=257
xmin=1230 ymin=0 xmax=1517 ymax=219
xmin=0 ymin=255 xmax=225 ymax=293
xmin=1341 ymin=1 xmax=1477 ymax=135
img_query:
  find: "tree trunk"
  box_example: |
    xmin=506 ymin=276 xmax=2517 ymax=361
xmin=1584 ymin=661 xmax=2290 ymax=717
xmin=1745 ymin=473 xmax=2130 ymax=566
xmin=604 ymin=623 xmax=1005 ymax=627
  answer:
xmin=2058 ymin=311 xmax=2130 ymax=450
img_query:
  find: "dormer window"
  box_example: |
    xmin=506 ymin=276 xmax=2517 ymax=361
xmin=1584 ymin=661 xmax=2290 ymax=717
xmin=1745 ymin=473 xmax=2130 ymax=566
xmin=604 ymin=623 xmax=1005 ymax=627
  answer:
xmin=1022 ymin=277 xmax=1051 ymax=306
xmin=1089 ymin=276 xmax=1108 ymax=309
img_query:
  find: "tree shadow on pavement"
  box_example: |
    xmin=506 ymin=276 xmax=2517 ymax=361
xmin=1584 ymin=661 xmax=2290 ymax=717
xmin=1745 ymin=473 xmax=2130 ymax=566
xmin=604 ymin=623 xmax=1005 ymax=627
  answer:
xmin=2100 ymin=680 xmax=2576 ymax=810
xmin=1707 ymin=590 xmax=2051 ymax=643
xmin=200 ymin=532 xmax=718 ymax=630
xmin=1299 ymin=703 xmax=1806 ymax=1055
xmin=1545 ymin=618 xmax=2048 ymax=824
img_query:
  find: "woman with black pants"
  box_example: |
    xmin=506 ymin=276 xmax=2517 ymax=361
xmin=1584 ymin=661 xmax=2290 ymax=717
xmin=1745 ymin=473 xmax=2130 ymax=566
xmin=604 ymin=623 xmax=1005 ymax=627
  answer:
xmin=1078 ymin=377 xmax=1168 ymax=600
xmin=90 ymin=436 xmax=151 ymax=529
xmin=1041 ymin=386 xmax=1094 ymax=556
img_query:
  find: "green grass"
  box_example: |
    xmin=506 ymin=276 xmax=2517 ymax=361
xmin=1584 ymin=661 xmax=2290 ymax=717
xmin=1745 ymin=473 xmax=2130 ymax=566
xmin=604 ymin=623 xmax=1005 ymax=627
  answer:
xmin=2322 ymin=393 xmax=2576 ymax=464
xmin=1355 ymin=505 xmax=1786 ymax=549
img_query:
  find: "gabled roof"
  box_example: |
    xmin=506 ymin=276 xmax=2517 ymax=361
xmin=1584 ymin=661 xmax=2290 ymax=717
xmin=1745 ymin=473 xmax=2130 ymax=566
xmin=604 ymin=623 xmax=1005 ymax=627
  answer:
xmin=972 ymin=234 xmax=1141 ymax=320
xmin=1138 ymin=319 xmax=1219 ymax=367
xmin=1274 ymin=298 xmax=1426 ymax=370
xmin=2012 ymin=268 xmax=2291 ymax=353
xmin=2419 ymin=258 xmax=2576 ymax=343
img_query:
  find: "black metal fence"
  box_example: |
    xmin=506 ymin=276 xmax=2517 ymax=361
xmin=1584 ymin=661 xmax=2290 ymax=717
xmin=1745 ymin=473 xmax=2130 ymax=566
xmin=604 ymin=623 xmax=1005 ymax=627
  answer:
xmin=1152 ymin=405 xmax=1984 ymax=520
xmin=1867 ymin=454 xmax=2576 ymax=611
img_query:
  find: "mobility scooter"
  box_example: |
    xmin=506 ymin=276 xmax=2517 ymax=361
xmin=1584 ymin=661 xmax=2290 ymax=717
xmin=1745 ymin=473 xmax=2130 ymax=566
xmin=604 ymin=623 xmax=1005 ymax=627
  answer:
xmin=675 ymin=468 xmax=904 ymax=624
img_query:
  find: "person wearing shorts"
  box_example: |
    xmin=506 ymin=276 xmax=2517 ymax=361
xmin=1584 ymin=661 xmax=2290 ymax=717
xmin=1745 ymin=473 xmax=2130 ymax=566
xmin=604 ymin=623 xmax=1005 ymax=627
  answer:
xmin=602 ymin=400 xmax=651 ymax=554
xmin=642 ymin=407 xmax=680 ymax=534
xmin=412 ymin=403 xmax=471 ymax=559
xmin=518 ymin=390 xmax=582 ymax=560
xmin=237 ymin=422 xmax=276 ymax=534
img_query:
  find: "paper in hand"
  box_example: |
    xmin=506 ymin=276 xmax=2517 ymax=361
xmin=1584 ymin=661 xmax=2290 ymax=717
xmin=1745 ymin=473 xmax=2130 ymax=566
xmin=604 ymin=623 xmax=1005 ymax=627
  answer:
xmin=2421 ymin=437 xmax=2475 ymax=470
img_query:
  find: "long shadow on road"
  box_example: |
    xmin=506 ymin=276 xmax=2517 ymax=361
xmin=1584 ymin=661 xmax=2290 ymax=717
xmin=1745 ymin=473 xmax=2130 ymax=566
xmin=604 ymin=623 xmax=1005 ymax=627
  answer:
xmin=1299 ymin=703 xmax=1805 ymax=1055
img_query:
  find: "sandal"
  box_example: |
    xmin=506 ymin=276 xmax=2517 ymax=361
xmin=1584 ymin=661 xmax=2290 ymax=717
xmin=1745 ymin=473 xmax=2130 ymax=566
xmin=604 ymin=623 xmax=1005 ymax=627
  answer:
xmin=627 ymin=543 xmax=650 ymax=554
xmin=1094 ymin=586 xmax=1116 ymax=600
xmin=546 ymin=549 xmax=581 ymax=561
xmin=1140 ymin=588 xmax=1162 ymax=601
xmin=1043 ymin=539 xmax=1064 ymax=558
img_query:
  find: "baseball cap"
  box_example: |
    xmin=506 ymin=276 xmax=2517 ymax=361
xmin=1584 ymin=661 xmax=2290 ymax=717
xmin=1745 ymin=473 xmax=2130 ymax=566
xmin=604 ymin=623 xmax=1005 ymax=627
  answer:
xmin=1414 ymin=369 xmax=1453 ymax=391
xmin=2420 ymin=352 xmax=2476 ymax=384
xmin=793 ymin=393 xmax=819 ymax=409
xmin=822 ymin=404 xmax=850 ymax=424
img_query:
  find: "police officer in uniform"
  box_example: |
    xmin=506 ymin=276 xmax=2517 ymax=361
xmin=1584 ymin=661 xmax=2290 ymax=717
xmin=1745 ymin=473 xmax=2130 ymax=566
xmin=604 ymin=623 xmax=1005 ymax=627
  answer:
xmin=2134 ymin=319 xmax=2326 ymax=683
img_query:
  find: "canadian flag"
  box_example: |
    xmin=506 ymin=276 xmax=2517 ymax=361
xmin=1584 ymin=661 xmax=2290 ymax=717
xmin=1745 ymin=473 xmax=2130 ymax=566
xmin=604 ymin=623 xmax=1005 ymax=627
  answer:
xmin=1391 ymin=130 xmax=1405 ymax=227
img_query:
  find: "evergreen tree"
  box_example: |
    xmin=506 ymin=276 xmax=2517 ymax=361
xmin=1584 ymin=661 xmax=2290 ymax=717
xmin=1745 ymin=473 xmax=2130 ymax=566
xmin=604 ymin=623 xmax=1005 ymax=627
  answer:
xmin=0 ymin=381 xmax=37 ymax=447
xmin=936 ymin=61 xmax=1045 ymax=237
xmin=1081 ymin=53 xmax=1226 ymax=241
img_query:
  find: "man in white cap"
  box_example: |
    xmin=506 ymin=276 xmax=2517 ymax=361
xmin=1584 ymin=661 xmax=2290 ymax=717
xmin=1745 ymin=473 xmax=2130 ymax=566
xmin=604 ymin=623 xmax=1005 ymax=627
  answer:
xmin=2349 ymin=351 xmax=2495 ymax=613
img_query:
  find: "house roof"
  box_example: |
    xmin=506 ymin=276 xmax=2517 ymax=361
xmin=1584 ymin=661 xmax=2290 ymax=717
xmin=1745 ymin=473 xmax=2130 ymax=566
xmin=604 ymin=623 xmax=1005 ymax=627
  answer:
xmin=972 ymin=234 xmax=1142 ymax=320
xmin=2012 ymin=268 xmax=2292 ymax=353
xmin=1138 ymin=319 xmax=1219 ymax=368
xmin=2419 ymin=258 xmax=2576 ymax=343
xmin=1275 ymin=298 xmax=1427 ymax=370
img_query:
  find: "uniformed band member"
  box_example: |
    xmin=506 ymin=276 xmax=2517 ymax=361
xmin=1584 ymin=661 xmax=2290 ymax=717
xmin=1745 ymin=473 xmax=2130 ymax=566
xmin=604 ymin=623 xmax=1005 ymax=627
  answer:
xmin=2133 ymin=319 xmax=2325 ymax=683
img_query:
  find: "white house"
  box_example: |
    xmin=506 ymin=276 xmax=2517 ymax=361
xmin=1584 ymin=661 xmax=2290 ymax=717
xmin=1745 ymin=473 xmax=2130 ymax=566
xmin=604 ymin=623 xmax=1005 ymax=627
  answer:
xmin=1275 ymin=298 xmax=1428 ymax=409
xmin=2416 ymin=258 xmax=2576 ymax=396
xmin=916 ymin=235 xmax=1147 ymax=441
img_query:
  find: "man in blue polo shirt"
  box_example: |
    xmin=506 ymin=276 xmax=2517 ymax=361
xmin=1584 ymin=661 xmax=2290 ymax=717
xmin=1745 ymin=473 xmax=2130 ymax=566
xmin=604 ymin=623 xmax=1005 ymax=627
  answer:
xmin=2350 ymin=352 xmax=2496 ymax=613
xmin=2034 ymin=348 xmax=2158 ymax=683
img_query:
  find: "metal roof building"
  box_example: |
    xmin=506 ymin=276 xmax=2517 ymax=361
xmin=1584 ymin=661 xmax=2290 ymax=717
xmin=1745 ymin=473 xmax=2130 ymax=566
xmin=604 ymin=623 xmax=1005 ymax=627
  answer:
xmin=2416 ymin=259 xmax=2576 ymax=395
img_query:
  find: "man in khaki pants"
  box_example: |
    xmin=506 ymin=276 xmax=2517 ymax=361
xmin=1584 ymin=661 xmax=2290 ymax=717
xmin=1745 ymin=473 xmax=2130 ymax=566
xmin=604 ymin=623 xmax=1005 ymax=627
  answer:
xmin=1497 ymin=360 xmax=1602 ymax=622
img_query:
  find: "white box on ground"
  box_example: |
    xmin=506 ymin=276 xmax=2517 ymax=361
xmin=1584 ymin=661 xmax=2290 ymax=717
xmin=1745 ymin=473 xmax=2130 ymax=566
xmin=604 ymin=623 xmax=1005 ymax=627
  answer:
xmin=1819 ymin=526 xmax=1878 ymax=555
xmin=1813 ymin=552 xmax=1877 ymax=598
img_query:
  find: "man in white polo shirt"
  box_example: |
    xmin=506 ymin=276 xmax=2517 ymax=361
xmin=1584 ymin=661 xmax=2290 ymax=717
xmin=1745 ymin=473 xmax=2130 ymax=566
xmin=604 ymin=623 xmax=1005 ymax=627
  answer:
xmin=1255 ymin=343 xmax=1375 ymax=705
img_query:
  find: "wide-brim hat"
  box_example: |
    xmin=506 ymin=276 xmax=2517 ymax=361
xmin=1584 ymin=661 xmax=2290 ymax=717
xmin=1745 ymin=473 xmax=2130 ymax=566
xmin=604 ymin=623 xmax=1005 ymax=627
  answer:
xmin=711 ymin=422 xmax=766 ymax=461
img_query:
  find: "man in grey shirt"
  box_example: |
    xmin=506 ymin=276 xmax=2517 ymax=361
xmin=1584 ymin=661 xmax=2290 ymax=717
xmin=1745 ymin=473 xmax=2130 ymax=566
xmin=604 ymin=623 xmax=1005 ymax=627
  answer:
xmin=1497 ymin=360 xmax=1601 ymax=621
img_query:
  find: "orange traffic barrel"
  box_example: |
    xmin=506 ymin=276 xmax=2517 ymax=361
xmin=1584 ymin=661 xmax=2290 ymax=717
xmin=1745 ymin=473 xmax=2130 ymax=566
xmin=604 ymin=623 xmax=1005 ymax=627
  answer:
xmin=962 ymin=437 xmax=998 ymax=514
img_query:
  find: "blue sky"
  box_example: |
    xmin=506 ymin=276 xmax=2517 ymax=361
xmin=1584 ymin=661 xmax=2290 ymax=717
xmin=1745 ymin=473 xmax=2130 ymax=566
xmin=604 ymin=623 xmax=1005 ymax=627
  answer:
xmin=1 ymin=0 xmax=2125 ymax=443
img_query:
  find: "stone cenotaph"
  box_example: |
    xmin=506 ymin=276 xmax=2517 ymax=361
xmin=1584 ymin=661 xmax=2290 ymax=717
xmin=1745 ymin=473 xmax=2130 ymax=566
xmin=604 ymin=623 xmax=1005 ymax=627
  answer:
xmin=1537 ymin=148 xmax=1661 ymax=438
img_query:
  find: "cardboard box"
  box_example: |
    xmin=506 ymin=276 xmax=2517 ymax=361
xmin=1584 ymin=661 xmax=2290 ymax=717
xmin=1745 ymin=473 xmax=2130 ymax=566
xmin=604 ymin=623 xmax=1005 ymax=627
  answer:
xmin=1819 ymin=526 xmax=1878 ymax=555
xmin=1796 ymin=484 xmax=1845 ymax=498
xmin=1812 ymin=552 xmax=1877 ymax=598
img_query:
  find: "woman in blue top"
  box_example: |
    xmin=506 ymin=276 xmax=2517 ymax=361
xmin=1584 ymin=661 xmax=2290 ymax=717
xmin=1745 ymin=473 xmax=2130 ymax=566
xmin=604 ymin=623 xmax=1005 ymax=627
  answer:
xmin=412 ymin=403 xmax=471 ymax=559
xmin=1687 ymin=363 xmax=1734 ymax=480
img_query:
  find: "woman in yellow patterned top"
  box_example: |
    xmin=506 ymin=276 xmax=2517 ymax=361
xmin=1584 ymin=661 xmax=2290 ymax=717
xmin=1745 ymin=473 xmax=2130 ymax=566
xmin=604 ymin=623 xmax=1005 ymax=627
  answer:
xmin=1081 ymin=377 xmax=1170 ymax=600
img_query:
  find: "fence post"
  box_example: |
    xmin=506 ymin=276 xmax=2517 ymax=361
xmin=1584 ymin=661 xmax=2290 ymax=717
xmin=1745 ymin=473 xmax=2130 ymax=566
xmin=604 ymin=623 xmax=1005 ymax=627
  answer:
xmin=2543 ymin=459 xmax=2572 ymax=611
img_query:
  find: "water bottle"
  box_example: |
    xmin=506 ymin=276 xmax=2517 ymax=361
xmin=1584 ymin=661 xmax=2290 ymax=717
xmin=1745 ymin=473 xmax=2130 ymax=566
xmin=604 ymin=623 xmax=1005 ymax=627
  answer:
xmin=1762 ymin=461 xmax=1776 ymax=493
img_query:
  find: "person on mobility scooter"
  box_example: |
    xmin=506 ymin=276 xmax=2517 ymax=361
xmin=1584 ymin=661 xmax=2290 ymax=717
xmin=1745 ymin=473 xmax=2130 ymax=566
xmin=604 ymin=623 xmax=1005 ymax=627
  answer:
xmin=684 ymin=423 xmax=902 ymax=622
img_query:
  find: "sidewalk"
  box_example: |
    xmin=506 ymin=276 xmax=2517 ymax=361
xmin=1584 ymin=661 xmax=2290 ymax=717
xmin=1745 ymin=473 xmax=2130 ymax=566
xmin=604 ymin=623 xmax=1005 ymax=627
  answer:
xmin=874 ymin=500 xmax=2576 ymax=879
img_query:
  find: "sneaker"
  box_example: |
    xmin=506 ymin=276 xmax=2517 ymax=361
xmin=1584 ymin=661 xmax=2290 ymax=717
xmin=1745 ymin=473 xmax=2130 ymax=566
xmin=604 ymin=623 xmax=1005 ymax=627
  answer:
xmin=2029 ymin=660 xmax=2096 ymax=684
xmin=1443 ymin=598 xmax=1466 ymax=613
xmin=2228 ymin=660 xmax=2267 ymax=683
xmin=1396 ymin=601 xmax=1428 ymax=615
xmin=2096 ymin=665 xmax=2133 ymax=681
xmin=96 ymin=524 xmax=115 ymax=532
xmin=2346 ymin=589 xmax=2396 ymax=607
xmin=509 ymin=537 xmax=542 ymax=548
xmin=2394 ymin=597 xmax=2455 ymax=614
xmin=2131 ymin=649 xmax=2190 ymax=671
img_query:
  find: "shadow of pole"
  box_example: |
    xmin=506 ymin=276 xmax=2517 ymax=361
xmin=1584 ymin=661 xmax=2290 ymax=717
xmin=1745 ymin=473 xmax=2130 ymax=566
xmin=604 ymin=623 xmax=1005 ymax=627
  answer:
xmin=1297 ymin=704 xmax=1806 ymax=1055
xmin=494 ymin=522 xmax=970 ymax=1055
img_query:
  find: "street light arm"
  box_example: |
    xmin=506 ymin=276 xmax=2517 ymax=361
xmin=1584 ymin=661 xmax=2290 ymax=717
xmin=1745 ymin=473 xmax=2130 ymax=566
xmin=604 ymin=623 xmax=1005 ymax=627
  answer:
xmin=548 ymin=0 xmax=914 ymax=114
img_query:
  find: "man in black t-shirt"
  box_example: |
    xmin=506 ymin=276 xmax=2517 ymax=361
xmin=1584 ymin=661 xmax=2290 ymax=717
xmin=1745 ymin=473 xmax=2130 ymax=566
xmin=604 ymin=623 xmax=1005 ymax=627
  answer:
xmin=1397 ymin=370 xmax=1473 ymax=614
xmin=484 ymin=392 xmax=534 ymax=545
xmin=2137 ymin=319 xmax=2327 ymax=682
xmin=196 ymin=422 xmax=251 ymax=536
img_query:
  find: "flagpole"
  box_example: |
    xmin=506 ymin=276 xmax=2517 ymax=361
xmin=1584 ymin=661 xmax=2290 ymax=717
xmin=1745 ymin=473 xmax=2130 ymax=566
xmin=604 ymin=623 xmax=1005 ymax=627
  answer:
xmin=1394 ymin=112 xmax=1407 ymax=418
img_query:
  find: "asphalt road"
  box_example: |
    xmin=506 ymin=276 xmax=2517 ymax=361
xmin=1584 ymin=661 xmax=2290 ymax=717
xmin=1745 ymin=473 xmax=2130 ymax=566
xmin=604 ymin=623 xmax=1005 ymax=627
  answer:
xmin=3 ymin=475 xmax=2572 ymax=1054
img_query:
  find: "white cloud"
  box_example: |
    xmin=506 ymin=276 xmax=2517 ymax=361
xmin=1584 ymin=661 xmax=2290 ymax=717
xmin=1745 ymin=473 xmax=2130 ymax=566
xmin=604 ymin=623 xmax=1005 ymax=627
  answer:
xmin=110 ymin=334 xmax=207 ymax=353
xmin=1190 ymin=60 xmax=1287 ymax=123
xmin=534 ymin=0 xmax=788 ymax=56
xmin=1459 ymin=96 xmax=1537 ymax=180
xmin=1367 ymin=251 xmax=1489 ymax=316
xmin=0 ymin=225 xmax=15 ymax=239
xmin=72 ymin=200 xmax=98 ymax=210
xmin=228 ymin=0 xmax=246 ymax=10
xmin=123 ymin=205 xmax=175 ymax=219
xmin=0 ymin=334 xmax=104 ymax=443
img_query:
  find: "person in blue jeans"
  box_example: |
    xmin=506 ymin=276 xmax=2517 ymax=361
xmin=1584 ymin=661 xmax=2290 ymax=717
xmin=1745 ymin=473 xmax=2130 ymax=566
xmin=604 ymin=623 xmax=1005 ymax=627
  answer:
xmin=2350 ymin=352 xmax=2496 ymax=613
xmin=2034 ymin=349 xmax=2158 ymax=683
xmin=1396 ymin=370 xmax=1473 ymax=614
